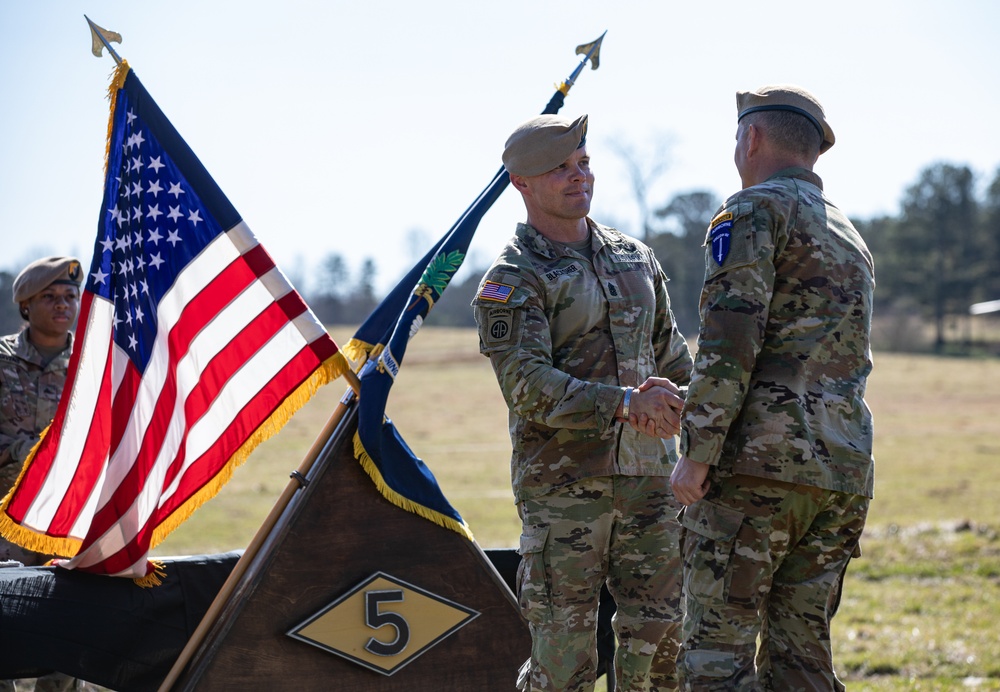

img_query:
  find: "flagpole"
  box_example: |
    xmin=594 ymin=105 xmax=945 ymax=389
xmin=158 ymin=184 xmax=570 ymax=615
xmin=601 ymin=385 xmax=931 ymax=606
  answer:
xmin=158 ymin=371 xmax=360 ymax=692
xmin=540 ymin=30 xmax=605 ymax=114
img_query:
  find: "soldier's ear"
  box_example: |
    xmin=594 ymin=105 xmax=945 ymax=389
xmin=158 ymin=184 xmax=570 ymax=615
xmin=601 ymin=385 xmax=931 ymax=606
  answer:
xmin=746 ymin=124 xmax=765 ymax=157
xmin=510 ymin=174 xmax=530 ymax=191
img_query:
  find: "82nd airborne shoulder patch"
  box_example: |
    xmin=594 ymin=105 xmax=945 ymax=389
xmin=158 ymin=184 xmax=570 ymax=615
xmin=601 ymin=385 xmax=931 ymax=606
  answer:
xmin=485 ymin=308 xmax=514 ymax=345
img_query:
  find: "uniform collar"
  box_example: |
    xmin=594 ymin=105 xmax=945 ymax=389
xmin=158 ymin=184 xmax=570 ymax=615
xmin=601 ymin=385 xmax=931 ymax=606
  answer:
xmin=13 ymin=329 xmax=73 ymax=366
xmin=516 ymin=219 xmax=629 ymax=261
xmin=765 ymin=166 xmax=824 ymax=190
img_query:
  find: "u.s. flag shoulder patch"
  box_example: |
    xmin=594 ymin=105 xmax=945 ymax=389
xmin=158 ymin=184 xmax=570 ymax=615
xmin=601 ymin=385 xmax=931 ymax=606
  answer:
xmin=478 ymin=280 xmax=515 ymax=303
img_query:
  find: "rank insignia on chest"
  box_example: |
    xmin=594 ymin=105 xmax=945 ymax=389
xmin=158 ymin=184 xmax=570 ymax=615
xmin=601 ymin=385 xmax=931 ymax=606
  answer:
xmin=478 ymin=281 xmax=515 ymax=303
xmin=709 ymin=213 xmax=733 ymax=266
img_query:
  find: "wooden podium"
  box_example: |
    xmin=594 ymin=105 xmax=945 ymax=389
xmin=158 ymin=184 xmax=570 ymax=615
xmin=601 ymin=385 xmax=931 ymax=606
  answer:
xmin=169 ymin=397 xmax=530 ymax=690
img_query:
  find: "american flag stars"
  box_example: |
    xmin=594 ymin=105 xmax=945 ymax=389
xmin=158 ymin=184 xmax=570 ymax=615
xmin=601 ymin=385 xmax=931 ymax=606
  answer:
xmin=89 ymin=106 xmax=210 ymax=368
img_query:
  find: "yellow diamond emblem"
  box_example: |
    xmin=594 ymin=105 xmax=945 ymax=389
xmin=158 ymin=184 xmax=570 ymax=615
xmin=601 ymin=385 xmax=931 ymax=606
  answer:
xmin=287 ymin=571 xmax=480 ymax=675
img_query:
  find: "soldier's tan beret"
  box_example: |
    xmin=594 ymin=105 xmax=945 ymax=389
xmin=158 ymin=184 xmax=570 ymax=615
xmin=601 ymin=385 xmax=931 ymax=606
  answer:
xmin=502 ymin=114 xmax=589 ymax=177
xmin=737 ymin=85 xmax=835 ymax=153
xmin=12 ymin=256 xmax=84 ymax=304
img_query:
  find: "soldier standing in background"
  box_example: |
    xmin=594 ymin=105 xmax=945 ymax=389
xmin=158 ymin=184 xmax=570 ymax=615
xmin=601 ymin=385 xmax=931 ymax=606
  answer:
xmin=473 ymin=113 xmax=692 ymax=691
xmin=668 ymin=86 xmax=876 ymax=689
xmin=1 ymin=256 xmax=83 ymax=692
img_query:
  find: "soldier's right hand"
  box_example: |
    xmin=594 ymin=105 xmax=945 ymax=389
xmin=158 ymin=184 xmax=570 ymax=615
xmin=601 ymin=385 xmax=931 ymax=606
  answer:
xmin=628 ymin=386 xmax=683 ymax=438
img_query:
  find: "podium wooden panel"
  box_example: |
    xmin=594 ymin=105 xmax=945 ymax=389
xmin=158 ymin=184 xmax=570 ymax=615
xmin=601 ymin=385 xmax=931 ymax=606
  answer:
xmin=172 ymin=400 xmax=530 ymax=690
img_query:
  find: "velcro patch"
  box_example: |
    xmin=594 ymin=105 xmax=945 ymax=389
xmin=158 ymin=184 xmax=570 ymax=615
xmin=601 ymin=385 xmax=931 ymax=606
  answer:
xmin=485 ymin=308 xmax=515 ymax=345
xmin=611 ymin=251 xmax=643 ymax=263
xmin=543 ymin=264 xmax=580 ymax=282
xmin=709 ymin=213 xmax=734 ymax=266
xmin=479 ymin=281 xmax=515 ymax=303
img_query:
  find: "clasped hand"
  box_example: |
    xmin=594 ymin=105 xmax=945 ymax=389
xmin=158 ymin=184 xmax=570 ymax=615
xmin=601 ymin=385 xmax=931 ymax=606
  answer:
xmin=618 ymin=377 xmax=684 ymax=439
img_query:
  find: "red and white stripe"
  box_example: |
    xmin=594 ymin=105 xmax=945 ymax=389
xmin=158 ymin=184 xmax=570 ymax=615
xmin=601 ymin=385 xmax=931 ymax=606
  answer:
xmin=5 ymin=222 xmax=337 ymax=578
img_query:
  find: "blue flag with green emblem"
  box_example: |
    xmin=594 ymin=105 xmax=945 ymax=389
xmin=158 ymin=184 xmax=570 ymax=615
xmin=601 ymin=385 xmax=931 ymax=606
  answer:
xmin=348 ymin=169 xmax=509 ymax=539
xmin=345 ymin=34 xmax=605 ymax=539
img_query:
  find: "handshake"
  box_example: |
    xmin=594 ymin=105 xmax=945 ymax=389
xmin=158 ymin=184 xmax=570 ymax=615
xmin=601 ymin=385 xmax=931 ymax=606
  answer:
xmin=615 ymin=377 xmax=685 ymax=439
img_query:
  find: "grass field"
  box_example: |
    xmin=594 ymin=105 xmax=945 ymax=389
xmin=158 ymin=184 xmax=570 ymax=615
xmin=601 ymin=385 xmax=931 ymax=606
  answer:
xmin=155 ymin=326 xmax=1000 ymax=690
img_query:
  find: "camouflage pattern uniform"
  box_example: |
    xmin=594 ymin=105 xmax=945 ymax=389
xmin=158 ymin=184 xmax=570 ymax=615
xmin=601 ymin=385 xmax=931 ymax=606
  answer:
xmin=0 ymin=330 xmax=73 ymax=565
xmin=473 ymin=219 xmax=693 ymax=690
xmin=678 ymin=167 xmax=875 ymax=690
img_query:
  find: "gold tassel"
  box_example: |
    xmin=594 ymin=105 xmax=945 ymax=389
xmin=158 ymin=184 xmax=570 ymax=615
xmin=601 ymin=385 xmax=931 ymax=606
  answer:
xmin=342 ymin=337 xmax=377 ymax=365
xmin=133 ymin=559 xmax=167 ymax=588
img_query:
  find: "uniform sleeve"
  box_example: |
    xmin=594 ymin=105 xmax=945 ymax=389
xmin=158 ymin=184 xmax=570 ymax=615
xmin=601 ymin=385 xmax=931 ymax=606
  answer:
xmin=650 ymin=253 xmax=693 ymax=387
xmin=473 ymin=269 xmax=623 ymax=431
xmin=2 ymin=435 xmax=37 ymax=464
xmin=0 ymin=382 xmax=37 ymax=467
xmin=680 ymin=199 xmax=777 ymax=465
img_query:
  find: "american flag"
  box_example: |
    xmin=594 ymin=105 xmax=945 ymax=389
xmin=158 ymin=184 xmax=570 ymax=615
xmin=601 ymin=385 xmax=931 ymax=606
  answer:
xmin=0 ymin=63 xmax=346 ymax=581
xmin=477 ymin=281 xmax=514 ymax=303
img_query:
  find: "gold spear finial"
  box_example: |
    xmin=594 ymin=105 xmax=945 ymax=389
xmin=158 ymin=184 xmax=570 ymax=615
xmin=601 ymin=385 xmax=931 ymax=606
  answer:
xmin=85 ymin=15 xmax=123 ymax=64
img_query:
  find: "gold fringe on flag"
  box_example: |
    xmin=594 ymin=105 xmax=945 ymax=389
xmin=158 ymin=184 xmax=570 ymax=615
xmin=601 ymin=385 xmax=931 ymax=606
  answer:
xmin=0 ymin=351 xmax=349 ymax=584
xmin=353 ymin=432 xmax=475 ymax=542
xmin=104 ymin=60 xmax=131 ymax=178
xmin=0 ymin=426 xmax=83 ymax=559
xmin=341 ymin=337 xmax=384 ymax=369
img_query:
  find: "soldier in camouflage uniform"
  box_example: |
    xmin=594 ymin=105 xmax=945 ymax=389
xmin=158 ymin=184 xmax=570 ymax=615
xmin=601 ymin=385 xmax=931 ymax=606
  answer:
xmin=473 ymin=114 xmax=693 ymax=691
xmin=668 ymin=86 xmax=875 ymax=690
xmin=1 ymin=256 xmax=82 ymax=566
xmin=1 ymin=257 xmax=82 ymax=692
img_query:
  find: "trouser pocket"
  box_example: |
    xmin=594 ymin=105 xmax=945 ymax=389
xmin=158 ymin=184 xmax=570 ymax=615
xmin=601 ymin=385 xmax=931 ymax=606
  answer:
xmin=679 ymin=500 xmax=745 ymax=607
xmin=516 ymin=524 xmax=551 ymax=625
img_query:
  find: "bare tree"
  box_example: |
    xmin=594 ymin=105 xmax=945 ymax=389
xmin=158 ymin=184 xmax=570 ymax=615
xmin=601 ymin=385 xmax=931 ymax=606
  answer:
xmin=606 ymin=134 xmax=674 ymax=242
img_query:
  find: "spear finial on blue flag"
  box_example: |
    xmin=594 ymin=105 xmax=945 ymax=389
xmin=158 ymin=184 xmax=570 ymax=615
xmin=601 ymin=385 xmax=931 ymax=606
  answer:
xmin=542 ymin=31 xmax=605 ymax=115
xmin=567 ymin=31 xmax=606 ymax=87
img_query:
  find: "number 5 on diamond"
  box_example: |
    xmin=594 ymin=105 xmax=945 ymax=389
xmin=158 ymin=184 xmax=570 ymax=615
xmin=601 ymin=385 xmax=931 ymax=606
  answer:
xmin=364 ymin=589 xmax=410 ymax=656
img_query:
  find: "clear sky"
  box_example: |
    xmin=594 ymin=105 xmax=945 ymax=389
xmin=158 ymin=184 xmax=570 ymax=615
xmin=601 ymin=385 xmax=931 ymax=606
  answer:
xmin=1 ymin=1 xmax=997 ymax=297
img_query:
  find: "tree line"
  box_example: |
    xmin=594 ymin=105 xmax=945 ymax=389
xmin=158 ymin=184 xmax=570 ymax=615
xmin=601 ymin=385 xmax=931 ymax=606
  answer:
xmin=2 ymin=162 xmax=997 ymax=354
xmin=307 ymin=161 xmax=1000 ymax=355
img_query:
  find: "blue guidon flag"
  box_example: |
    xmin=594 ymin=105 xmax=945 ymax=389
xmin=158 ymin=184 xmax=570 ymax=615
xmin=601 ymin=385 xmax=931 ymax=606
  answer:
xmin=709 ymin=211 xmax=733 ymax=266
xmin=0 ymin=61 xmax=346 ymax=583
xmin=339 ymin=35 xmax=596 ymax=541
xmin=345 ymin=169 xmax=511 ymax=541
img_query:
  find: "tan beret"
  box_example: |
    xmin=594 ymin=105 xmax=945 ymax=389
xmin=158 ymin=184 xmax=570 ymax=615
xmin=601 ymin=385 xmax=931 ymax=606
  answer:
xmin=502 ymin=114 xmax=589 ymax=176
xmin=12 ymin=256 xmax=84 ymax=304
xmin=737 ymin=85 xmax=835 ymax=153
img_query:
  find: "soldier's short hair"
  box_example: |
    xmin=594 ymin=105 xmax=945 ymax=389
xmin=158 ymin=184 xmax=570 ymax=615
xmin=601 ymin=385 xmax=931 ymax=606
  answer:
xmin=737 ymin=85 xmax=834 ymax=155
xmin=742 ymin=109 xmax=824 ymax=160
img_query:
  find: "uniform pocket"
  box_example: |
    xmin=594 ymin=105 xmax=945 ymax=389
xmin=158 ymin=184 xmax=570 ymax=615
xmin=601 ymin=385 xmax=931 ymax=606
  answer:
xmin=516 ymin=524 xmax=551 ymax=625
xmin=680 ymin=500 xmax=745 ymax=607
